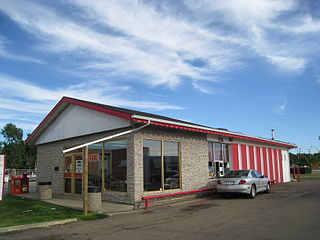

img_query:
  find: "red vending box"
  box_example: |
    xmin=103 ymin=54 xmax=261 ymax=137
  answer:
xmin=11 ymin=176 xmax=22 ymax=194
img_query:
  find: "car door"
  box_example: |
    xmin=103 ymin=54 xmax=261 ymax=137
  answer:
xmin=254 ymin=170 xmax=266 ymax=192
xmin=250 ymin=170 xmax=260 ymax=192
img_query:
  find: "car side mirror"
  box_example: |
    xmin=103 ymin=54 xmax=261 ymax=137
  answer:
xmin=260 ymin=175 xmax=265 ymax=178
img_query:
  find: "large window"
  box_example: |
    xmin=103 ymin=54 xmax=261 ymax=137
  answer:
xmin=103 ymin=140 xmax=127 ymax=192
xmin=208 ymin=142 xmax=230 ymax=178
xmin=143 ymin=139 xmax=180 ymax=192
xmin=86 ymin=139 xmax=127 ymax=192
xmin=88 ymin=143 xmax=102 ymax=190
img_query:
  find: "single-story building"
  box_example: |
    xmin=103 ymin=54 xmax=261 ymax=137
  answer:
xmin=26 ymin=97 xmax=296 ymax=205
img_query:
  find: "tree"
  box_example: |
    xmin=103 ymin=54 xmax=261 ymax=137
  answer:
xmin=290 ymin=152 xmax=320 ymax=167
xmin=1 ymin=123 xmax=23 ymax=144
xmin=0 ymin=123 xmax=36 ymax=169
xmin=24 ymin=133 xmax=37 ymax=168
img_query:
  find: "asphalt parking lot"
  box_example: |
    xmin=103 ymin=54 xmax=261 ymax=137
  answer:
xmin=3 ymin=178 xmax=320 ymax=240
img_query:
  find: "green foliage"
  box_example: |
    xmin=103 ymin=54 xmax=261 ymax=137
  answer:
xmin=1 ymin=123 xmax=23 ymax=144
xmin=0 ymin=123 xmax=36 ymax=169
xmin=290 ymin=152 xmax=320 ymax=167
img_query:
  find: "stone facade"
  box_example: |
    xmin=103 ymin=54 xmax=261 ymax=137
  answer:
xmin=36 ymin=127 xmax=135 ymax=203
xmin=133 ymin=126 xmax=214 ymax=203
xmin=36 ymin=125 xmax=214 ymax=205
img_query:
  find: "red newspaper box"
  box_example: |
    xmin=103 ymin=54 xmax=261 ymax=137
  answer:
xmin=11 ymin=176 xmax=22 ymax=194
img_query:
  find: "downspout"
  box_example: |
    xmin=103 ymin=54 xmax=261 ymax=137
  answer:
xmin=62 ymin=120 xmax=150 ymax=154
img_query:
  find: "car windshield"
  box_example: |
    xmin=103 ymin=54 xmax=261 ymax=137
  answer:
xmin=224 ymin=170 xmax=250 ymax=178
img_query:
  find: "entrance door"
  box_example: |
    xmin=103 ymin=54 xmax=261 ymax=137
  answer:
xmin=64 ymin=153 xmax=83 ymax=195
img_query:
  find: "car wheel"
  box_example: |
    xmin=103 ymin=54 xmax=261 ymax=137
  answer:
xmin=250 ymin=185 xmax=256 ymax=199
xmin=265 ymin=183 xmax=271 ymax=193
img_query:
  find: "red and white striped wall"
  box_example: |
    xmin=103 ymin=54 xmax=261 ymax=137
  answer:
xmin=231 ymin=143 xmax=290 ymax=183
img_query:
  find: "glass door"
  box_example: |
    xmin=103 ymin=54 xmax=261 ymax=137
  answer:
xmin=64 ymin=153 xmax=82 ymax=195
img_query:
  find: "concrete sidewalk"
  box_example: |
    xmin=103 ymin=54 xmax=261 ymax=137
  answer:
xmin=4 ymin=182 xmax=135 ymax=216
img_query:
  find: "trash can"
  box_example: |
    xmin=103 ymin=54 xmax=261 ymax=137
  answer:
xmin=88 ymin=186 xmax=101 ymax=213
xmin=38 ymin=181 xmax=52 ymax=200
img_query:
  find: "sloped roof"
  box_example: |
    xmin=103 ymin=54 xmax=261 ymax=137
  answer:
xmin=26 ymin=96 xmax=296 ymax=148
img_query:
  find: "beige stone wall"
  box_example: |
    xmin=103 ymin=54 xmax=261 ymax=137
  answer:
xmin=36 ymin=127 xmax=135 ymax=203
xmin=36 ymin=125 xmax=213 ymax=205
xmin=133 ymin=126 xmax=214 ymax=203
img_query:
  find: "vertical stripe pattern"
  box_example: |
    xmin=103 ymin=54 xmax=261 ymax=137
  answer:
xmin=249 ymin=146 xmax=255 ymax=170
xmin=278 ymin=149 xmax=283 ymax=183
xmin=241 ymin=144 xmax=247 ymax=170
xmin=232 ymin=144 xmax=239 ymax=170
xmin=230 ymin=143 xmax=287 ymax=184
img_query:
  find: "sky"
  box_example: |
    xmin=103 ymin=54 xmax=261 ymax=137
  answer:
xmin=0 ymin=0 xmax=319 ymax=153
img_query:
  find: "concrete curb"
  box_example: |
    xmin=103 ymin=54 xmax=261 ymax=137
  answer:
xmin=0 ymin=218 xmax=77 ymax=233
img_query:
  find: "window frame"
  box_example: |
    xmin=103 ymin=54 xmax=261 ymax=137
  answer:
xmin=102 ymin=138 xmax=128 ymax=193
xmin=143 ymin=138 xmax=181 ymax=193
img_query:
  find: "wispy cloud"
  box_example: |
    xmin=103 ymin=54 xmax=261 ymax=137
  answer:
xmin=0 ymin=36 xmax=43 ymax=64
xmin=0 ymin=0 xmax=318 ymax=93
xmin=274 ymin=101 xmax=287 ymax=115
xmin=0 ymin=0 xmax=319 ymax=93
xmin=0 ymin=74 xmax=183 ymax=113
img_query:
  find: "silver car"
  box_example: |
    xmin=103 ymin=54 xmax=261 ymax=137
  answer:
xmin=216 ymin=170 xmax=271 ymax=198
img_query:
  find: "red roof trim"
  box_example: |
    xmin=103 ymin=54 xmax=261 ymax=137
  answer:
xmin=133 ymin=118 xmax=295 ymax=148
xmin=26 ymin=97 xmax=133 ymax=143
xmin=26 ymin=96 xmax=295 ymax=149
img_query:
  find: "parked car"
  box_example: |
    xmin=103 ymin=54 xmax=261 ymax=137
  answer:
xmin=216 ymin=169 xmax=270 ymax=198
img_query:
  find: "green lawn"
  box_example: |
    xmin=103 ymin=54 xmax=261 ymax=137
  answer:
xmin=0 ymin=195 xmax=107 ymax=228
xmin=298 ymin=174 xmax=320 ymax=179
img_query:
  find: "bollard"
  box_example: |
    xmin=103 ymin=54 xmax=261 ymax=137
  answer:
xmin=88 ymin=186 xmax=102 ymax=213
xmin=38 ymin=181 xmax=52 ymax=200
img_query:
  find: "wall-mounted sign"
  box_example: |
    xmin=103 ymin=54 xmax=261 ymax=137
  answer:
xmin=89 ymin=154 xmax=100 ymax=163
xmin=76 ymin=159 xmax=82 ymax=173
xmin=0 ymin=154 xmax=6 ymax=202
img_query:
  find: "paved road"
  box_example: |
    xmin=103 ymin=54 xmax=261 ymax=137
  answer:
xmin=3 ymin=179 xmax=320 ymax=240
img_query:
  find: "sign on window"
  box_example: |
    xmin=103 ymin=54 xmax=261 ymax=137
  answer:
xmin=76 ymin=159 xmax=82 ymax=173
xmin=89 ymin=154 xmax=100 ymax=162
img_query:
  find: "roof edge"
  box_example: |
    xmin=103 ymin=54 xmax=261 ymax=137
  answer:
xmin=26 ymin=96 xmax=133 ymax=144
xmin=132 ymin=115 xmax=296 ymax=149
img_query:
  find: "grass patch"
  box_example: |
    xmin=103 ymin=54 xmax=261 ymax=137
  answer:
xmin=299 ymin=174 xmax=320 ymax=179
xmin=0 ymin=195 xmax=107 ymax=228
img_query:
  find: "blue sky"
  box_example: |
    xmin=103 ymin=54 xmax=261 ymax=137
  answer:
xmin=0 ymin=0 xmax=319 ymax=153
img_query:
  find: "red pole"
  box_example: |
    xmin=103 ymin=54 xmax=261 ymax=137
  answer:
xmin=297 ymin=167 xmax=301 ymax=182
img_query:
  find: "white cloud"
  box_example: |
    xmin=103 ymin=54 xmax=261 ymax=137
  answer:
xmin=0 ymin=122 xmax=37 ymax=131
xmin=0 ymin=0 xmax=318 ymax=92
xmin=278 ymin=16 xmax=320 ymax=34
xmin=0 ymin=36 xmax=43 ymax=64
xmin=0 ymin=74 xmax=183 ymax=112
xmin=266 ymin=55 xmax=306 ymax=72
xmin=274 ymin=101 xmax=287 ymax=115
